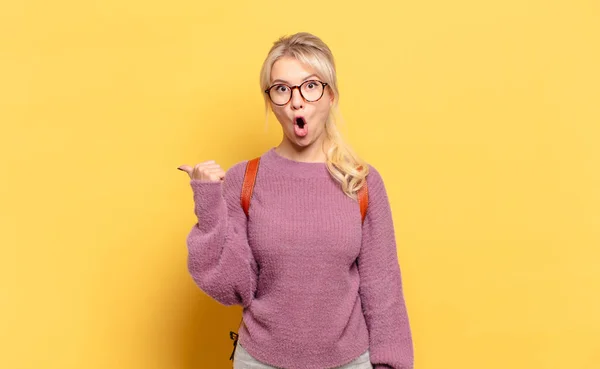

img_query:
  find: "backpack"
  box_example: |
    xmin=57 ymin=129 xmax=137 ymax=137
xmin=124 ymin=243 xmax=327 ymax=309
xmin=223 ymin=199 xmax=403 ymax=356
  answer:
xmin=229 ymin=156 xmax=369 ymax=361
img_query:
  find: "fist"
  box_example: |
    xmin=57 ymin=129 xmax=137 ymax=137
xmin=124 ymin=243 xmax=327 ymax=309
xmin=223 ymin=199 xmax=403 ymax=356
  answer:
xmin=178 ymin=160 xmax=225 ymax=182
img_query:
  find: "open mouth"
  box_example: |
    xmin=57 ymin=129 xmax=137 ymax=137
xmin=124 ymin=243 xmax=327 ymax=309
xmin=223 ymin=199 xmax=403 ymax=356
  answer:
xmin=295 ymin=116 xmax=306 ymax=129
xmin=294 ymin=116 xmax=308 ymax=137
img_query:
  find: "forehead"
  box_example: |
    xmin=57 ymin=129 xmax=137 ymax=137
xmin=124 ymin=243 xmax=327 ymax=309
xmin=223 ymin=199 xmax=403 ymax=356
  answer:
xmin=270 ymin=56 xmax=319 ymax=84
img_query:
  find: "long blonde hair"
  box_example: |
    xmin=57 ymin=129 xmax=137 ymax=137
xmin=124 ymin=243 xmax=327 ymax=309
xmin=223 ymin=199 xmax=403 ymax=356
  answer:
xmin=259 ymin=32 xmax=369 ymax=199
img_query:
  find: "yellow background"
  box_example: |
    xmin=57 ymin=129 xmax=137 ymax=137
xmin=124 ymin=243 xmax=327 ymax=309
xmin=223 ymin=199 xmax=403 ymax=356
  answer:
xmin=2 ymin=0 xmax=599 ymax=368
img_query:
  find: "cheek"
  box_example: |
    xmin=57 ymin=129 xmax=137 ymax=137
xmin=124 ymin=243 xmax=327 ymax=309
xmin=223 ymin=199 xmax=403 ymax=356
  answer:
xmin=315 ymin=102 xmax=331 ymax=122
xmin=271 ymin=106 xmax=288 ymax=125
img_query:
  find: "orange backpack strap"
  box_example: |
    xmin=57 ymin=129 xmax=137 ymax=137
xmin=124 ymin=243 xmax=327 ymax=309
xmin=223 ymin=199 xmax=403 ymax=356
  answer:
xmin=241 ymin=157 xmax=260 ymax=217
xmin=358 ymin=182 xmax=369 ymax=224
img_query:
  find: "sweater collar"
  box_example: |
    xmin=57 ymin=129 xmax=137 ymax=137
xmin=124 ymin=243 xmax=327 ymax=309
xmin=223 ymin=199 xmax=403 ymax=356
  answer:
xmin=260 ymin=148 xmax=331 ymax=179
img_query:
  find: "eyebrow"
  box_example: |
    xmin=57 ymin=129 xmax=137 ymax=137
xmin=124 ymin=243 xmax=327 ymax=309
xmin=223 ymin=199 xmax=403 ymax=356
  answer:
xmin=271 ymin=74 xmax=320 ymax=85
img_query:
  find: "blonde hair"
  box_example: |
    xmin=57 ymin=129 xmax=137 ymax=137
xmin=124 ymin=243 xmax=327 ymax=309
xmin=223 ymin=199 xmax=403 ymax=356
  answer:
xmin=259 ymin=32 xmax=369 ymax=199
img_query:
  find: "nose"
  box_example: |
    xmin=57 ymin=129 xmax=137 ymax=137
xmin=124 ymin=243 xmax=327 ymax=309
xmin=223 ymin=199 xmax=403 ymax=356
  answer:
xmin=290 ymin=86 xmax=304 ymax=110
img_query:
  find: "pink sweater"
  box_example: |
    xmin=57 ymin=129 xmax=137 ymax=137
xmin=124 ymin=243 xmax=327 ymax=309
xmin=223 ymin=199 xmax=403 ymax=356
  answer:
xmin=186 ymin=148 xmax=413 ymax=369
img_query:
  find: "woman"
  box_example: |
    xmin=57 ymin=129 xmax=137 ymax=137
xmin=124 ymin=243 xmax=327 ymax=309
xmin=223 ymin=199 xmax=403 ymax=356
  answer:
xmin=178 ymin=32 xmax=413 ymax=369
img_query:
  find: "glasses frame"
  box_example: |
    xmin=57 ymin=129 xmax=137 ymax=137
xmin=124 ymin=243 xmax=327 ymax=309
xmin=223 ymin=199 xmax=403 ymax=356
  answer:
xmin=264 ymin=80 xmax=329 ymax=106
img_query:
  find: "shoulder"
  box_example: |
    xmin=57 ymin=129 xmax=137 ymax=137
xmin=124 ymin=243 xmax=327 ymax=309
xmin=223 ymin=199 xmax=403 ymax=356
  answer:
xmin=365 ymin=164 xmax=386 ymax=189
xmin=220 ymin=160 xmax=249 ymax=198
xmin=222 ymin=155 xmax=266 ymax=190
xmin=225 ymin=150 xmax=272 ymax=183
xmin=225 ymin=160 xmax=249 ymax=180
xmin=364 ymin=164 xmax=391 ymax=212
xmin=222 ymin=158 xmax=252 ymax=193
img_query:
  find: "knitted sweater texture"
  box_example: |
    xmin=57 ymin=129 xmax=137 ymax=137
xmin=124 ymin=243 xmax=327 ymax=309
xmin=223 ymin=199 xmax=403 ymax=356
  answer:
xmin=187 ymin=148 xmax=413 ymax=369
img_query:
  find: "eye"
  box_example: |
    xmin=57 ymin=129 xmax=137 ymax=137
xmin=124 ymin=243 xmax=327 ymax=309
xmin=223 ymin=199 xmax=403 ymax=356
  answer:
xmin=306 ymin=82 xmax=317 ymax=89
xmin=274 ymin=85 xmax=288 ymax=93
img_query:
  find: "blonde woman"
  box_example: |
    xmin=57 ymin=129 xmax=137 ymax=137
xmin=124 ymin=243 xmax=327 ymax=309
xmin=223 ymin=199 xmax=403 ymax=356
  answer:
xmin=178 ymin=32 xmax=413 ymax=369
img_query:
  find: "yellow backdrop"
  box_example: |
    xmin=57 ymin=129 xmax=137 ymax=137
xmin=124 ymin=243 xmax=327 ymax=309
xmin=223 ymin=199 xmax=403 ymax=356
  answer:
xmin=2 ymin=1 xmax=599 ymax=368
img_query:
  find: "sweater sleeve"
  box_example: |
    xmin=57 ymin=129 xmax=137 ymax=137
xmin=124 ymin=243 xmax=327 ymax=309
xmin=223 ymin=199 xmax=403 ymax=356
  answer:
xmin=186 ymin=162 xmax=258 ymax=308
xmin=358 ymin=166 xmax=414 ymax=369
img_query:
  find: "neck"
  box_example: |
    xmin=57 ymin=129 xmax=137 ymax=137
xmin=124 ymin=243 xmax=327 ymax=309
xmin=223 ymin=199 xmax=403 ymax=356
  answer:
xmin=276 ymin=137 xmax=331 ymax=163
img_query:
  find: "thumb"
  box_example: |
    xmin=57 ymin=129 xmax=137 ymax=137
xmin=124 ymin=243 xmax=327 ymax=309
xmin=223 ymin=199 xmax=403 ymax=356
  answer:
xmin=177 ymin=165 xmax=194 ymax=177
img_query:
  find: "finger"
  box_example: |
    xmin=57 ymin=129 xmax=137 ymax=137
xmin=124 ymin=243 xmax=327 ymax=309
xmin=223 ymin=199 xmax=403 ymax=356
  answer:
xmin=198 ymin=167 xmax=223 ymax=176
xmin=212 ymin=169 xmax=226 ymax=179
xmin=204 ymin=167 xmax=225 ymax=175
xmin=194 ymin=163 xmax=220 ymax=170
xmin=192 ymin=167 xmax=216 ymax=180
xmin=201 ymin=164 xmax=222 ymax=170
xmin=209 ymin=172 xmax=226 ymax=181
xmin=193 ymin=161 xmax=218 ymax=167
xmin=177 ymin=165 xmax=193 ymax=176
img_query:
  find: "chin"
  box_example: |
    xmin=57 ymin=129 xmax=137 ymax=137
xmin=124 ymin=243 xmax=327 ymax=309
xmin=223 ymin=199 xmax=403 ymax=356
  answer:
xmin=282 ymin=126 xmax=326 ymax=149
xmin=283 ymin=133 xmax=311 ymax=148
xmin=293 ymin=137 xmax=313 ymax=148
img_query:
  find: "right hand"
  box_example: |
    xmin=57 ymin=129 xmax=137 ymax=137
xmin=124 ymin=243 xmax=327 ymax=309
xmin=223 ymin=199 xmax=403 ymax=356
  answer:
xmin=178 ymin=160 xmax=225 ymax=182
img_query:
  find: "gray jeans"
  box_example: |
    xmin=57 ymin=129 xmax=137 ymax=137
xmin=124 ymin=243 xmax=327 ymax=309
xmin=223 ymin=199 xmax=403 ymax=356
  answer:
xmin=233 ymin=343 xmax=373 ymax=369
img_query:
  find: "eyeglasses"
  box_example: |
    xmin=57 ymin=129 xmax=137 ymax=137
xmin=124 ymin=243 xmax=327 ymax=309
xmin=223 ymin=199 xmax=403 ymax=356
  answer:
xmin=264 ymin=80 xmax=328 ymax=106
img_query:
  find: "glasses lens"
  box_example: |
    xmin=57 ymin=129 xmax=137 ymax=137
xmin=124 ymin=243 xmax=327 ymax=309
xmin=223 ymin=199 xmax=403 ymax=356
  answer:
xmin=269 ymin=85 xmax=291 ymax=105
xmin=301 ymin=80 xmax=324 ymax=102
